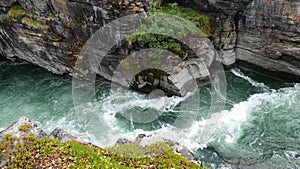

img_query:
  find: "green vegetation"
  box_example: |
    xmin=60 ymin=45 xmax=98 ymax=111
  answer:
xmin=7 ymin=4 xmax=33 ymax=21
xmin=106 ymin=141 xmax=171 ymax=158
xmin=18 ymin=123 xmax=31 ymax=132
xmin=21 ymin=17 xmax=48 ymax=29
xmin=127 ymin=3 xmax=212 ymax=56
xmin=149 ymin=3 xmax=212 ymax=36
xmin=0 ymin=134 xmax=203 ymax=169
xmin=7 ymin=4 xmax=48 ymax=30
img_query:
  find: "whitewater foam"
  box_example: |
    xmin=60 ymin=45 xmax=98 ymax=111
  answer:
xmin=76 ymin=87 xmax=200 ymax=147
xmin=74 ymin=79 xmax=300 ymax=158
xmin=231 ymin=68 xmax=271 ymax=91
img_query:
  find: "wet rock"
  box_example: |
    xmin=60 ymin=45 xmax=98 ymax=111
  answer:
xmin=237 ymin=48 xmax=300 ymax=81
xmin=115 ymin=134 xmax=147 ymax=145
xmin=0 ymin=116 xmax=47 ymax=141
xmin=217 ymin=49 xmax=236 ymax=66
xmin=115 ymin=138 xmax=133 ymax=145
xmin=134 ymin=133 xmax=146 ymax=144
xmin=49 ymin=128 xmax=77 ymax=142
xmin=221 ymin=157 xmax=283 ymax=169
xmin=163 ymin=139 xmax=196 ymax=161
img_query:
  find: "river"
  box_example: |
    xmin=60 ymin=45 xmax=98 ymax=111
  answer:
xmin=0 ymin=60 xmax=299 ymax=168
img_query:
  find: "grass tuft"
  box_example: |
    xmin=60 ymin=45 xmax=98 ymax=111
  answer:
xmin=7 ymin=4 xmax=48 ymax=30
xmin=18 ymin=123 xmax=32 ymax=132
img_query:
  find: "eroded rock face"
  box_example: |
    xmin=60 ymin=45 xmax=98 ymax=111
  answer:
xmin=168 ymin=0 xmax=252 ymax=66
xmin=179 ymin=0 xmax=300 ymax=81
xmin=0 ymin=0 xmax=151 ymax=75
xmin=19 ymin=0 xmax=49 ymax=16
xmin=93 ymin=37 xmax=216 ymax=97
xmin=236 ymin=0 xmax=300 ymax=81
xmin=167 ymin=0 xmax=252 ymax=15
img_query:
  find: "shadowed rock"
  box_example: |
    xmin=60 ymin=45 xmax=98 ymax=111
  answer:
xmin=49 ymin=127 xmax=77 ymax=142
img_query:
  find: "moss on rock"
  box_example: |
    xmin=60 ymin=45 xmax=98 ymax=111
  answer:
xmin=0 ymin=134 xmax=204 ymax=168
xmin=7 ymin=4 xmax=48 ymax=30
xmin=18 ymin=123 xmax=31 ymax=132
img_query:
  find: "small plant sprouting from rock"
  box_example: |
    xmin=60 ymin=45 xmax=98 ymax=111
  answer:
xmin=18 ymin=123 xmax=31 ymax=132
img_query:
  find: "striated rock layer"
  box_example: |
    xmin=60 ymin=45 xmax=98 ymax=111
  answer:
xmin=171 ymin=0 xmax=300 ymax=81
xmin=236 ymin=0 xmax=300 ymax=81
xmin=0 ymin=0 xmax=151 ymax=75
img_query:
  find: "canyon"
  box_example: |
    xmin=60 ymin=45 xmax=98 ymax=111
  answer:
xmin=0 ymin=0 xmax=299 ymax=95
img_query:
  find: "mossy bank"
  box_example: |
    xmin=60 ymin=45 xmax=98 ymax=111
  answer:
xmin=0 ymin=117 xmax=204 ymax=169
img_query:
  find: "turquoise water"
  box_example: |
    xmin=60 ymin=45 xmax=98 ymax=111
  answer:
xmin=0 ymin=61 xmax=299 ymax=168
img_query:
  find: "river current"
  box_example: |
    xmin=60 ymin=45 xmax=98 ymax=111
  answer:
xmin=0 ymin=61 xmax=299 ymax=168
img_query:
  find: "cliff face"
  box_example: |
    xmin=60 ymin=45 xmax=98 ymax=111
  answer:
xmin=236 ymin=0 xmax=300 ymax=81
xmin=0 ymin=0 xmax=300 ymax=82
xmin=0 ymin=0 xmax=150 ymax=75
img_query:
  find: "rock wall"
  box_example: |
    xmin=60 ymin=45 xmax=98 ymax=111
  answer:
xmin=176 ymin=0 xmax=300 ymax=81
xmin=0 ymin=0 xmax=150 ymax=75
xmin=167 ymin=0 xmax=252 ymax=66
xmin=236 ymin=0 xmax=300 ymax=81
